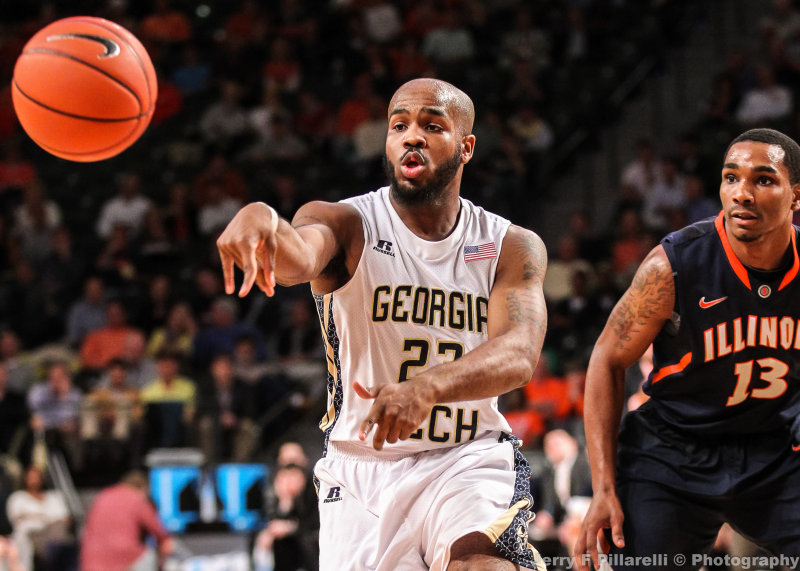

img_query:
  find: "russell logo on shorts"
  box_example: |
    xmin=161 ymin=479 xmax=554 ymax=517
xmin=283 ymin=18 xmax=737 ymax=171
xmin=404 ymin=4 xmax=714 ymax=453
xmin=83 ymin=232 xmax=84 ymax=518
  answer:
xmin=323 ymin=487 xmax=342 ymax=503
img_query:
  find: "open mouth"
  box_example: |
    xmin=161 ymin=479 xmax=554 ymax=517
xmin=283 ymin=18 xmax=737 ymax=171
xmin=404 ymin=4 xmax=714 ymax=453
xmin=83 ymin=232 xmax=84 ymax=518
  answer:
xmin=401 ymin=151 xmax=425 ymax=178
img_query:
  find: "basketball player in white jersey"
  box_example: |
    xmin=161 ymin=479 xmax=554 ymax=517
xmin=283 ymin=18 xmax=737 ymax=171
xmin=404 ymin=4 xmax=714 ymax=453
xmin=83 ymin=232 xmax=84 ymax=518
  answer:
xmin=217 ymin=78 xmax=548 ymax=571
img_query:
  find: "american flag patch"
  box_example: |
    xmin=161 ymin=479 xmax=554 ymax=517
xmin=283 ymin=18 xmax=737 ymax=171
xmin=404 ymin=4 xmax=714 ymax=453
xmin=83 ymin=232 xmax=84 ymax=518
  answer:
xmin=464 ymin=242 xmax=497 ymax=262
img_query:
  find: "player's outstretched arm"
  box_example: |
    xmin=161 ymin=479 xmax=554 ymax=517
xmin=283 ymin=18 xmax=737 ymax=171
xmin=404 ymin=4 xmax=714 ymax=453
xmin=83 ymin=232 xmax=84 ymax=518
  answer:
xmin=357 ymin=225 xmax=548 ymax=450
xmin=573 ymin=245 xmax=674 ymax=571
xmin=216 ymin=201 xmax=361 ymax=297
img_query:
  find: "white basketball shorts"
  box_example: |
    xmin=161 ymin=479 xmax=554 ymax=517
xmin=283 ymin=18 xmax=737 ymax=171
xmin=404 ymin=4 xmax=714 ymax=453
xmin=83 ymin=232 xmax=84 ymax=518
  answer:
xmin=314 ymin=432 xmax=546 ymax=571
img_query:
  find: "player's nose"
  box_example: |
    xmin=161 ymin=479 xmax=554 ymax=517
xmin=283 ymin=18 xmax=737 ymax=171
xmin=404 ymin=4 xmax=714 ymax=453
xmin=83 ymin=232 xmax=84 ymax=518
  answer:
xmin=403 ymin=125 xmax=426 ymax=148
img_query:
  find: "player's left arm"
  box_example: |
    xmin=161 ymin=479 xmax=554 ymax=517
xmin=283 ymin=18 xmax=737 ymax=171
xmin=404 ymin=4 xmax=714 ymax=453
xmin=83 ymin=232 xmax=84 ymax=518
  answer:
xmin=357 ymin=225 xmax=547 ymax=449
xmin=426 ymin=224 xmax=547 ymax=400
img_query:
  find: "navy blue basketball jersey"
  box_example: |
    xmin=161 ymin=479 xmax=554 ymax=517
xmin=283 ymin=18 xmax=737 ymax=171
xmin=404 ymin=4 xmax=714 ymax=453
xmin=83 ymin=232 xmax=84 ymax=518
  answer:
xmin=642 ymin=212 xmax=800 ymax=435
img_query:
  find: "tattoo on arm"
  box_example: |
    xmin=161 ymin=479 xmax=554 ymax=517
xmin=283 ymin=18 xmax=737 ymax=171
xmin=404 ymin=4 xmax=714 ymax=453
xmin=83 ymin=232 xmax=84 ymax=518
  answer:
xmin=609 ymin=255 xmax=673 ymax=351
xmin=514 ymin=232 xmax=547 ymax=283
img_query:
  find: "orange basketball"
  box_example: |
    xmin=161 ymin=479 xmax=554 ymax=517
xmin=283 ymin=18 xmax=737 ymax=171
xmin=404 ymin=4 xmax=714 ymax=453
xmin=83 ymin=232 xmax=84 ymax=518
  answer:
xmin=12 ymin=16 xmax=158 ymax=162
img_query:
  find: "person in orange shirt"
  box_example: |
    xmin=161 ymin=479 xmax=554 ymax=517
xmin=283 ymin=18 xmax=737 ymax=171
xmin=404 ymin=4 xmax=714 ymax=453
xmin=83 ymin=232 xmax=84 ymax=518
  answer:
xmin=523 ymin=354 xmax=572 ymax=435
xmin=140 ymin=0 xmax=192 ymax=45
xmin=80 ymin=301 xmax=141 ymax=373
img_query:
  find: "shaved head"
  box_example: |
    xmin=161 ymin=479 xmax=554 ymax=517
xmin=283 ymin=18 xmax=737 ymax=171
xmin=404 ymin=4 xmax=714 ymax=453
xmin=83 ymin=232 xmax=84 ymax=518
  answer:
xmin=389 ymin=78 xmax=475 ymax=135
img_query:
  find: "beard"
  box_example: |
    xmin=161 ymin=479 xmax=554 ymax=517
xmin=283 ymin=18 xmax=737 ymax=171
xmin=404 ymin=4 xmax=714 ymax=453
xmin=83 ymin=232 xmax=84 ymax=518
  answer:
xmin=384 ymin=145 xmax=462 ymax=206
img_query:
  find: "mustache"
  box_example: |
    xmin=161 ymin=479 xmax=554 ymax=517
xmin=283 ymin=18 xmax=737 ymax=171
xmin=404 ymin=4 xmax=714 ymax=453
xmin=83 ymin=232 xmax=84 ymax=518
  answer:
xmin=401 ymin=149 xmax=426 ymax=164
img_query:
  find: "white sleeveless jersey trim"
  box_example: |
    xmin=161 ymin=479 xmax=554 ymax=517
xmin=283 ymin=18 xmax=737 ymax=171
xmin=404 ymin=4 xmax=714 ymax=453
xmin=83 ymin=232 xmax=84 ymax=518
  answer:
xmin=314 ymin=187 xmax=513 ymax=455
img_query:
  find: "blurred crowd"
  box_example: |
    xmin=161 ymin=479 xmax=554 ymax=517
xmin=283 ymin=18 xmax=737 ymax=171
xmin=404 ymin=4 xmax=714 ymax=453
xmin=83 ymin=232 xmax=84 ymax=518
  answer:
xmin=0 ymin=0 xmax=798 ymax=568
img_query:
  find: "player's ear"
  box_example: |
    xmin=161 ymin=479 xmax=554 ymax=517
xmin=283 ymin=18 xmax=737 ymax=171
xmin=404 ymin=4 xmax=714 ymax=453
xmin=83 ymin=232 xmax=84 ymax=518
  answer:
xmin=791 ymin=183 xmax=800 ymax=211
xmin=460 ymin=134 xmax=476 ymax=164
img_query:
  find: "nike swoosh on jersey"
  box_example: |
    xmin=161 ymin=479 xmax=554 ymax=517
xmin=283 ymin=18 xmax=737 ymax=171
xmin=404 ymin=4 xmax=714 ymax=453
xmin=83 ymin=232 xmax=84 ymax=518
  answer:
xmin=699 ymin=296 xmax=728 ymax=309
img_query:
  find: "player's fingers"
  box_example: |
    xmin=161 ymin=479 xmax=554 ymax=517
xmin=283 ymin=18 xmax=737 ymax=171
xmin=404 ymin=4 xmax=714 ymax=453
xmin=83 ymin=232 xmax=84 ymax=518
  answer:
xmin=353 ymin=381 xmax=376 ymax=400
xmin=597 ymin=528 xmax=610 ymax=556
xmin=238 ymin=239 xmax=260 ymax=297
xmin=610 ymin=511 xmax=626 ymax=548
xmin=371 ymin=417 xmax=391 ymax=451
xmin=358 ymin=398 xmax=383 ymax=441
xmin=386 ymin=425 xmax=401 ymax=444
xmin=219 ymin=250 xmax=237 ymax=295
xmin=263 ymin=231 xmax=278 ymax=297
xmin=587 ymin=529 xmax=601 ymax=571
xmin=572 ymin=533 xmax=587 ymax=571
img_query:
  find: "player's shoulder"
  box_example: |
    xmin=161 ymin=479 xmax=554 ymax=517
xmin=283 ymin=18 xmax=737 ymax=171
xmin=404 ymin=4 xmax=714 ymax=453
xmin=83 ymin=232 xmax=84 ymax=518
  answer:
xmin=497 ymin=224 xmax=547 ymax=280
xmin=661 ymin=215 xmax=717 ymax=248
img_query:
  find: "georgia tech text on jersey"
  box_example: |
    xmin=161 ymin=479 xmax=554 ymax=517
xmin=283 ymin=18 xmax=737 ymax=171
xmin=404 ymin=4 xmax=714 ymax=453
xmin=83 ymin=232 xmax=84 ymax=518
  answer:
xmin=371 ymin=285 xmax=489 ymax=334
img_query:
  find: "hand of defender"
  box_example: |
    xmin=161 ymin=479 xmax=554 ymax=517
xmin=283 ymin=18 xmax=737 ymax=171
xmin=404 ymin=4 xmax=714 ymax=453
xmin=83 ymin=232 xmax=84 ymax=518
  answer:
xmin=217 ymin=202 xmax=279 ymax=297
xmin=572 ymin=492 xmax=625 ymax=571
xmin=355 ymin=380 xmax=436 ymax=451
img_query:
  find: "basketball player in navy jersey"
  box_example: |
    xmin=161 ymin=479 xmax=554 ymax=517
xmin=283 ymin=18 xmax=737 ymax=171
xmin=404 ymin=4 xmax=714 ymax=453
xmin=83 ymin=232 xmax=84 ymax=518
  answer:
xmin=574 ymin=128 xmax=800 ymax=570
xmin=217 ymin=78 xmax=548 ymax=570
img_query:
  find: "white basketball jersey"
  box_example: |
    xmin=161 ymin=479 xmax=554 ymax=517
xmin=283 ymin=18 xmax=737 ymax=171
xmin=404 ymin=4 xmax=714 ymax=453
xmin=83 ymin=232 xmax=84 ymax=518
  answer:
xmin=314 ymin=187 xmax=513 ymax=454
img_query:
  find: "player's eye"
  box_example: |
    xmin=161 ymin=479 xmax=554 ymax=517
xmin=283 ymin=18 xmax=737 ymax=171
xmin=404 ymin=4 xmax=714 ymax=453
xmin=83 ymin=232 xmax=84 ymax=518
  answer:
xmin=425 ymin=124 xmax=442 ymax=132
xmin=391 ymin=123 xmax=406 ymax=131
xmin=757 ymin=176 xmax=773 ymax=185
xmin=724 ymin=173 xmax=736 ymax=183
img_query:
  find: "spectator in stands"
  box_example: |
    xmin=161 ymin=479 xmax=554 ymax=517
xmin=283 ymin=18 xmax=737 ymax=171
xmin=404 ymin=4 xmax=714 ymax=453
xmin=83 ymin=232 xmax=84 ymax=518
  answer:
xmin=542 ymin=235 xmax=595 ymax=304
xmin=139 ymin=0 xmax=191 ymax=46
xmin=96 ymin=172 xmax=152 ymax=241
xmin=94 ymin=225 xmax=138 ymax=290
xmin=499 ymin=387 xmax=541 ymax=448
xmin=253 ymin=463 xmax=318 ymax=571
xmin=171 ymin=44 xmax=211 ymax=98
xmin=642 ymin=155 xmax=687 ymax=232
xmin=241 ymin=113 xmax=309 ymax=167
xmin=146 ymin=302 xmax=196 ymax=363
xmin=0 ymin=331 xmax=36 ymax=394
xmin=137 ymin=275 xmax=174 ymax=335
xmin=195 ymin=152 xmax=248 ymax=206
xmin=65 ymin=277 xmax=106 ymax=349
xmin=81 ymin=359 xmax=143 ymax=480
xmin=163 ymin=181 xmax=196 ymax=246
xmin=6 ymin=465 xmax=72 ymax=571
xmin=118 ymin=331 xmax=158 ymax=392
xmin=199 ymin=79 xmax=250 ymax=151
xmin=27 ymin=362 xmax=83 ymax=474
xmin=137 ymin=210 xmax=180 ymax=279
xmin=523 ymin=354 xmax=572 ymax=445
xmin=263 ymin=37 xmax=302 ymax=93
xmin=0 ymin=139 xmax=36 ymax=195
xmin=499 ymin=5 xmax=550 ymax=73
xmin=39 ymin=227 xmax=86 ymax=325
xmin=190 ymin=267 xmax=226 ymax=326
xmin=12 ymin=180 xmax=61 ymax=265
xmin=610 ymin=208 xmax=655 ymax=285
xmin=509 ymin=103 xmax=554 ymax=153
xmin=197 ymin=353 xmax=259 ymax=463
xmin=197 ymin=183 xmax=243 ymax=237
xmin=735 ymin=64 xmax=793 ymax=126
xmin=80 ymin=470 xmax=174 ymax=571
xmin=193 ymin=298 xmax=268 ymax=367
xmin=140 ymin=350 xmax=197 ymax=448
xmin=275 ymin=298 xmax=322 ymax=365
xmin=683 ymin=175 xmax=719 ymax=223
xmin=422 ymin=9 xmax=476 ymax=68
xmin=532 ymin=429 xmax=592 ymax=549
xmin=620 ymin=138 xmax=662 ymax=202
xmin=0 ymin=363 xmax=28 ymax=460
xmin=80 ymin=301 xmax=140 ymax=373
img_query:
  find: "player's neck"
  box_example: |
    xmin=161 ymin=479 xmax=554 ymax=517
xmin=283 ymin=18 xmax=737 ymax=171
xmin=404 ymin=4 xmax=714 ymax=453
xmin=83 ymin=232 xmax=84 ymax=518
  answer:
xmin=728 ymin=224 xmax=794 ymax=271
xmin=389 ymin=191 xmax=462 ymax=241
